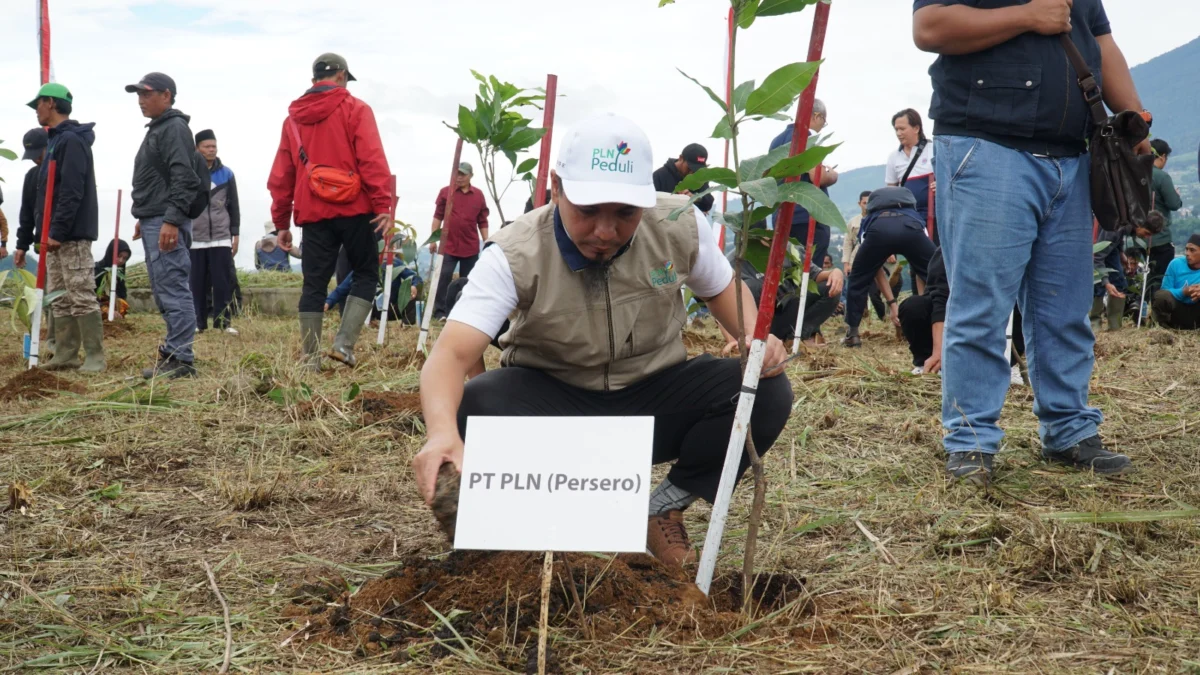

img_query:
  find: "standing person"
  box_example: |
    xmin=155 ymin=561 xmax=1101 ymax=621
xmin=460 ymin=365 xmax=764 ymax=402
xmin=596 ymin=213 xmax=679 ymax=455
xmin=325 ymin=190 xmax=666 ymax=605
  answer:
xmin=769 ymin=99 xmax=838 ymax=269
xmin=885 ymin=109 xmax=936 ymax=233
xmin=412 ymin=113 xmax=792 ymax=568
xmin=652 ymin=143 xmax=715 ymax=213
xmin=19 ymin=84 xmax=105 ymax=373
xmin=843 ymin=191 xmax=871 ymax=276
xmin=191 ymin=129 xmax=241 ymax=335
xmin=127 ymin=73 xmax=205 ymax=379
xmin=429 ymin=162 xmax=489 ymax=320
xmin=1151 ymin=235 xmax=1200 ymax=330
xmin=13 ymin=131 xmax=49 ymax=346
xmin=842 ymin=188 xmax=935 ymax=348
xmin=268 ymin=53 xmax=393 ymax=369
xmin=914 ymin=0 xmax=1151 ymax=483
xmin=1147 ymin=139 xmax=1183 ymax=295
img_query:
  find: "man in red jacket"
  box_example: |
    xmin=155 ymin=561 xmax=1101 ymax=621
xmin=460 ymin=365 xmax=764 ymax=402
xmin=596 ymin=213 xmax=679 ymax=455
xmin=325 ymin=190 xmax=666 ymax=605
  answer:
xmin=268 ymin=53 xmax=392 ymax=369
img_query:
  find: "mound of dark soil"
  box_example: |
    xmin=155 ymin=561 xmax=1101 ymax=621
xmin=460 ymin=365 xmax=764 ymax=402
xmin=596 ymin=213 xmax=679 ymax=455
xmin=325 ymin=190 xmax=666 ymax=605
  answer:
xmin=360 ymin=391 xmax=422 ymax=431
xmin=0 ymin=368 xmax=85 ymax=402
xmin=286 ymin=551 xmax=810 ymax=668
xmin=431 ymin=464 xmax=459 ymax=540
xmin=103 ymin=319 xmax=136 ymax=338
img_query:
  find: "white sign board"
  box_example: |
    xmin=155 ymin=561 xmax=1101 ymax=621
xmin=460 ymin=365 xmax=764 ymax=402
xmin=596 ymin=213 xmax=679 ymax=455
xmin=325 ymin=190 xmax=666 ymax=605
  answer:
xmin=455 ymin=416 xmax=654 ymax=553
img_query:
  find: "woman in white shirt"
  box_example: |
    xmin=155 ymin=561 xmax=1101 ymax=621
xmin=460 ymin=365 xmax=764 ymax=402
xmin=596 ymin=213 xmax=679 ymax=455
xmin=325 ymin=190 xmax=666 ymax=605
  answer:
xmin=885 ymin=108 xmax=936 ymax=243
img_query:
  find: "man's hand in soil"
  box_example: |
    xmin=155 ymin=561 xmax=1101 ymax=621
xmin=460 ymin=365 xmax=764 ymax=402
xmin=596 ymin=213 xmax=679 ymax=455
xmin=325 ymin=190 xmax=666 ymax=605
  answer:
xmin=277 ymin=229 xmax=293 ymax=252
xmin=13 ymin=250 xmax=26 ymax=268
xmin=414 ymin=434 xmax=465 ymax=505
xmin=45 ymin=237 xmax=62 ymax=253
xmin=889 ymin=302 xmax=901 ymax=327
xmin=371 ymin=213 xmax=391 ymax=234
xmin=1026 ymin=0 xmax=1073 ymax=36
xmin=159 ymin=224 xmax=180 ymax=252
xmin=1105 ymin=282 xmax=1126 ymax=300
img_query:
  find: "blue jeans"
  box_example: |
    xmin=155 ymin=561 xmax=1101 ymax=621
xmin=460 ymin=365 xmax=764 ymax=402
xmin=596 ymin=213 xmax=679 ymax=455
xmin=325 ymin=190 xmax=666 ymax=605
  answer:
xmin=141 ymin=216 xmax=196 ymax=363
xmin=936 ymin=136 xmax=1102 ymax=455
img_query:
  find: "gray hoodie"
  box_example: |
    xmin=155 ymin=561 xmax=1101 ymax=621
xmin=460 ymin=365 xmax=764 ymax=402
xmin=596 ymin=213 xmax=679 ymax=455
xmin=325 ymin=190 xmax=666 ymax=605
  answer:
xmin=130 ymin=108 xmax=201 ymax=225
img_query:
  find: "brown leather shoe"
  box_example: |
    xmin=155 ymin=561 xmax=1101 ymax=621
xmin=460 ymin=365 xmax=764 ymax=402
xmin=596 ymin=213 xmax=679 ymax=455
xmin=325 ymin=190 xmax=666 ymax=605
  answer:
xmin=647 ymin=511 xmax=697 ymax=568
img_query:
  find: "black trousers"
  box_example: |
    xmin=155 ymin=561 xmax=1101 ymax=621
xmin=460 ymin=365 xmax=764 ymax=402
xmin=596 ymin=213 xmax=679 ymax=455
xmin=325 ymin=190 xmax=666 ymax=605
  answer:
xmin=190 ymin=247 xmax=235 ymax=330
xmin=299 ymin=214 xmax=378 ymax=313
xmin=458 ymin=356 xmax=793 ymax=503
xmin=433 ymin=253 xmax=479 ymax=319
xmin=898 ymin=296 xmax=1025 ymax=368
xmin=1148 ymin=243 xmax=1175 ymax=296
xmin=746 ymin=277 xmax=838 ymax=342
xmin=846 ymin=221 xmax=934 ymax=330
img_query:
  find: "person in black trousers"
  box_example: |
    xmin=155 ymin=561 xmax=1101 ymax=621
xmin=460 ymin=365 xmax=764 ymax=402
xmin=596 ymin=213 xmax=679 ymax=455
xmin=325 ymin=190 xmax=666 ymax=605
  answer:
xmin=843 ymin=187 xmax=935 ymax=347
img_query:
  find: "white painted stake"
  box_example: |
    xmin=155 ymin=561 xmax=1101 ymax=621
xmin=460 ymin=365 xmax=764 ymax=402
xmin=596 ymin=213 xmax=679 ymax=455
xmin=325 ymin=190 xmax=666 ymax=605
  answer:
xmin=696 ymin=338 xmax=765 ymax=595
xmin=377 ymin=262 xmax=394 ymax=344
xmin=28 ymin=290 xmax=45 ymax=370
xmin=416 ymin=253 xmax=445 ymax=353
xmin=1137 ymin=263 xmax=1150 ymax=328
xmin=107 ymin=265 xmax=118 ymax=321
xmin=790 ymin=270 xmax=812 ymax=355
xmin=1004 ymin=310 xmax=1015 ymax=366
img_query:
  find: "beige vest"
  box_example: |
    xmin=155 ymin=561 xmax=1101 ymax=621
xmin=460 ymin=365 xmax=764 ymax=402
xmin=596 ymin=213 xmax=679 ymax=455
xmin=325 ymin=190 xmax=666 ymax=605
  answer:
xmin=489 ymin=194 xmax=700 ymax=391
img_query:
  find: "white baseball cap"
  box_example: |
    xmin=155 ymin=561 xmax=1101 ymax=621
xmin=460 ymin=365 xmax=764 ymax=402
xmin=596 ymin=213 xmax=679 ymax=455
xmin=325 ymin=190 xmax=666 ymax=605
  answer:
xmin=555 ymin=113 xmax=656 ymax=208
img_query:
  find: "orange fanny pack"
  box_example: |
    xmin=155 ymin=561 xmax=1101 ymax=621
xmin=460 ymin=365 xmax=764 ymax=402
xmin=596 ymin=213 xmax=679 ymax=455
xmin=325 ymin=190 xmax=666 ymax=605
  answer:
xmin=287 ymin=118 xmax=362 ymax=205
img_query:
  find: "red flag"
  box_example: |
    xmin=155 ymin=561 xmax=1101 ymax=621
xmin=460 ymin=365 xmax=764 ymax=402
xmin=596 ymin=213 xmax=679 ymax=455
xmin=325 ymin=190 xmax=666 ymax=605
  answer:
xmin=37 ymin=0 xmax=53 ymax=85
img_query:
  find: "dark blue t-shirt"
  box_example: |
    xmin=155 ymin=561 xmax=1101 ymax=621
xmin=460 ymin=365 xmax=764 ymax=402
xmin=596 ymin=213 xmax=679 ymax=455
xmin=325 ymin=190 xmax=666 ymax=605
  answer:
xmin=914 ymin=0 xmax=1112 ymax=156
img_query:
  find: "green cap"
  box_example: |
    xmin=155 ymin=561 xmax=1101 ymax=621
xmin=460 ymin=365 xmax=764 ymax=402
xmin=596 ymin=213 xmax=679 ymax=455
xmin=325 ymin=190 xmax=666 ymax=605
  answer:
xmin=27 ymin=82 xmax=73 ymax=109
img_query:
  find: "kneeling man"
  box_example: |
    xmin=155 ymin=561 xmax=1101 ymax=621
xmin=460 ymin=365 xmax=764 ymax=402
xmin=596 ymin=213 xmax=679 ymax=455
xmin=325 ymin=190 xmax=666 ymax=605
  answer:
xmin=413 ymin=114 xmax=793 ymax=567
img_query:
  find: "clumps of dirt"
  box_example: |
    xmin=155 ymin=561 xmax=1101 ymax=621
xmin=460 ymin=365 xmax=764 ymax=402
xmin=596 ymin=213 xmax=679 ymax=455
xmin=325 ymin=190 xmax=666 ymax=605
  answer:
xmin=360 ymin=391 xmax=423 ymax=432
xmin=431 ymin=464 xmax=459 ymax=541
xmin=287 ymin=551 xmax=802 ymax=667
xmin=1149 ymin=331 xmax=1177 ymax=346
xmin=0 ymin=369 xmax=86 ymax=402
xmin=103 ymin=320 xmax=136 ymax=338
xmin=807 ymin=349 xmax=838 ymax=371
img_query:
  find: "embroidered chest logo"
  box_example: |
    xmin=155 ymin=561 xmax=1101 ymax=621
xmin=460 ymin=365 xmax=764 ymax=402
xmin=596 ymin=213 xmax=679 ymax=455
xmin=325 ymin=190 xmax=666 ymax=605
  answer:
xmin=650 ymin=260 xmax=677 ymax=287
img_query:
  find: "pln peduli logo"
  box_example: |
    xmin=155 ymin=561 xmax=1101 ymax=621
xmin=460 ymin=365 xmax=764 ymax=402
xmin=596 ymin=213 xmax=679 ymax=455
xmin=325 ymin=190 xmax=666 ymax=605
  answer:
xmin=650 ymin=259 xmax=677 ymax=287
xmin=592 ymin=141 xmax=635 ymax=174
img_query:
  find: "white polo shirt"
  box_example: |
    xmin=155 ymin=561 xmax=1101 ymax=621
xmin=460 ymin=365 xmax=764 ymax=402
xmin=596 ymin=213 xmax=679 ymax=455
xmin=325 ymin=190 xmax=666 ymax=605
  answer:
xmin=884 ymin=142 xmax=935 ymax=186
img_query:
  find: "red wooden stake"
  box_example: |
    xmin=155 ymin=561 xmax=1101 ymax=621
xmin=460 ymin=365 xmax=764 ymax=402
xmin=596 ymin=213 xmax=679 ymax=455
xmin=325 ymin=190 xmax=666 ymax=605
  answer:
xmin=387 ymin=175 xmax=397 ymax=267
xmin=927 ymin=183 xmax=936 ymax=241
xmin=719 ymin=6 xmax=735 ymax=250
xmin=35 ymin=160 xmax=58 ymax=290
xmin=112 ymin=189 xmax=123 ymax=265
xmin=534 ymin=74 xmax=558 ymax=209
xmin=751 ymin=1 xmax=831 ymax=341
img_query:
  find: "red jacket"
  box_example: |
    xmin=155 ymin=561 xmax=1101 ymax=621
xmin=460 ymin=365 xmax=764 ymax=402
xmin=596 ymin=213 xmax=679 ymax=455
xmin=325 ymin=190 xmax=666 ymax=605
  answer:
xmin=268 ymin=84 xmax=391 ymax=229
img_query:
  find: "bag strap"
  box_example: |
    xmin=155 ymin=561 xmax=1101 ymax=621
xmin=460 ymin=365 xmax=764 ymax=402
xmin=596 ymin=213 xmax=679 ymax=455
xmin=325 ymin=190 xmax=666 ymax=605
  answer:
xmin=286 ymin=118 xmax=311 ymax=171
xmin=899 ymin=140 xmax=927 ymax=187
xmin=1059 ymin=34 xmax=1109 ymax=127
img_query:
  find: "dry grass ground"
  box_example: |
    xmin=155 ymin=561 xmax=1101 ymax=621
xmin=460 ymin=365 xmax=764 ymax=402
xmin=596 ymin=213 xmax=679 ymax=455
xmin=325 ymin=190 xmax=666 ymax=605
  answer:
xmin=1 ymin=310 xmax=1198 ymax=673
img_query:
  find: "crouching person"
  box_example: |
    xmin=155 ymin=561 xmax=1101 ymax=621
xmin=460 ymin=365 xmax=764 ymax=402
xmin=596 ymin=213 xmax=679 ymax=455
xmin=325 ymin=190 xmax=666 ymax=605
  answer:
xmin=412 ymin=114 xmax=794 ymax=568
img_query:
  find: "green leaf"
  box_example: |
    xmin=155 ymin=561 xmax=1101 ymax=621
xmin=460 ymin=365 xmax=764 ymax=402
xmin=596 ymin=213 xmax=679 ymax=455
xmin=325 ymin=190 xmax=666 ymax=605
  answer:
xmin=402 ymin=239 xmax=417 ymax=264
xmin=745 ymin=61 xmax=823 ymax=117
xmin=677 ymin=69 xmax=728 ymax=112
xmin=470 ymin=69 xmax=489 ymax=86
xmin=757 ymin=0 xmax=820 ymax=17
xmin=747 ymin=205 xmax=775 ymax=227
xmin=776 ymin=182 xmax=846 ymax=230
xmin=712 ymin=117 xmax=733 ymax=141
xmin=456 ymin=106 xmax=478 ymax=143
xmin=732 ymin=80 xmax=755 ymax=113
xmin=392 ymin=278 xmax=414 ymax=317
xmin=1092 ymin=242 xmax=1110 ymax=254
xmin=744 ymin=231 xmax=774 ymax=273
xmin=712 ymin=210 xmax=743 ymax=229
xmin=676 ymin=167 xmax=739 ymax=193
xmin=740 ymin=177 xmax=781 ymax=209
xmin=767 ymin=142 xmax=841 ymax=180
xmin=0 ymin=148 xmax=18 ymax=161
xmin=502 ymin=127 xmax=546 ymax=153
xmin=738 ymin=144 xmax=792 ymax=184
xmin=737 ymin=0 xmax=760 ymax=28
xmin=516 ymin=158 xmax=538 ymax=174
xmin=658 ymin=0 xmax=676 ymax=7
xmin=342 ymin=383 xmax=361 ymax=403
xmin=423 ymin=229 xmax=442 ymax=247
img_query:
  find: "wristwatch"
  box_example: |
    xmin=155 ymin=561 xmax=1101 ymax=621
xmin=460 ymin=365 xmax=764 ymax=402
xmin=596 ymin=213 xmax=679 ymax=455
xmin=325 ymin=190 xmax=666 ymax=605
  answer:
xmin=887 ymin=298 xmax=898 ymax=306
xmin=1138 ymin=109 xmax=1153 ymax=128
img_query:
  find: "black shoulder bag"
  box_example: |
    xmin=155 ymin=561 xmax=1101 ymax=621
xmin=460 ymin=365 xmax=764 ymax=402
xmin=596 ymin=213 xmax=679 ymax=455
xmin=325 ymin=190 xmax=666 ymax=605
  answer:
xmin=898 ymin=140 xmax=927 ymax=187
xmin=1060 ymin=35 xmax=1154 ymax=232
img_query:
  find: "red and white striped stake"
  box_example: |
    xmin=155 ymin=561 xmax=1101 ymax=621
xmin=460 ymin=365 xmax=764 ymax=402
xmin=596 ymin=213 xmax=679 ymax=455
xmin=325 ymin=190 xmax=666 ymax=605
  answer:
xmin=29 ymin=160 xmax=57 ymax=369
xmin=377 ymin=175 xmax=399 ymax=344
xmin=108 ymin=189 xmax=122 ymax=321
xmin=696 ymin=0 xmax=832 ymax=595
xmin=533 ymin=74 xmax=558 ymax=209
xmin=927 ymin=183 xmax=936 ymax=241
xmin=37 ymin=0 xmax=53 ymax=85
xmin=719 ymin=6 xmax=735 ymax=250
xmin=417 ymin=138 xmax=465 ymax=353
xmin=791 ymin=166 xmax=823 ymax=355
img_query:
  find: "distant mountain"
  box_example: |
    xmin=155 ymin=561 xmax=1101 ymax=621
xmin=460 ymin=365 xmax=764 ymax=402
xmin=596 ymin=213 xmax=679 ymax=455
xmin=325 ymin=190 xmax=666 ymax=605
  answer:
xmin=829 ymin=164 xmax=886 ymax=216
xmin=1133 ymin=35 xmax=1200 ymax=161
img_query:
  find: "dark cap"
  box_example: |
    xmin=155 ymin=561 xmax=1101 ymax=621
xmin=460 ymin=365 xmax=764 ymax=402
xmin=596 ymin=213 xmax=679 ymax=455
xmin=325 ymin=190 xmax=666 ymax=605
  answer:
xmin=313 ymin=53 xmax=356 ymax=82
xmin=125 ymin=72 xmax=177 ymax=99
xmin=22 ymin=128 xmax=49 ymax=161
xmin=195 ymin=129 xmax=216 ymax=145
xmin=681 ymin=143 xmax=708 ymax=173
xmin=1189 ymin=234 xmax=1200 ymax=248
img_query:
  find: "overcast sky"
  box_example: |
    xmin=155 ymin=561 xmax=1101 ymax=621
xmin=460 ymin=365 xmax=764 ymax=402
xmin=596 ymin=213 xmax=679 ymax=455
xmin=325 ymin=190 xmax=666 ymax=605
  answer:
xmin=1 ymin=0 xmax=1196 ymax=269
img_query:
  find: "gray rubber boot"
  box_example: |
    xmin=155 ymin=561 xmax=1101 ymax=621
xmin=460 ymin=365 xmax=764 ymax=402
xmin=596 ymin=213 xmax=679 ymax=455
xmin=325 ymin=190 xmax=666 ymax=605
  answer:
xmin=299 ymin=312 xmax=324 ymax=372
xmin=329 ymin=296 xmax=372 ymax=368
xmin=79 ymin=312 xmax=107 ymax=373
xmin=1106 ymin=296 xmax=1125 ymax=332
xmin=43 ymin=315 xmax=82 ymax=371
xmin=44 ymin=312 xmax=56 ymax=358
xmin=1090 ymin=297 xmax=1106 ymax=333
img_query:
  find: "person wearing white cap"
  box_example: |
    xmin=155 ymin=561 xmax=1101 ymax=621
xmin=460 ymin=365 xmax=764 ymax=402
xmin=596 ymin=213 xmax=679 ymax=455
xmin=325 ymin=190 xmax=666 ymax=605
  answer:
xmin=412 ymin=113 xmax=792 ymax=568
